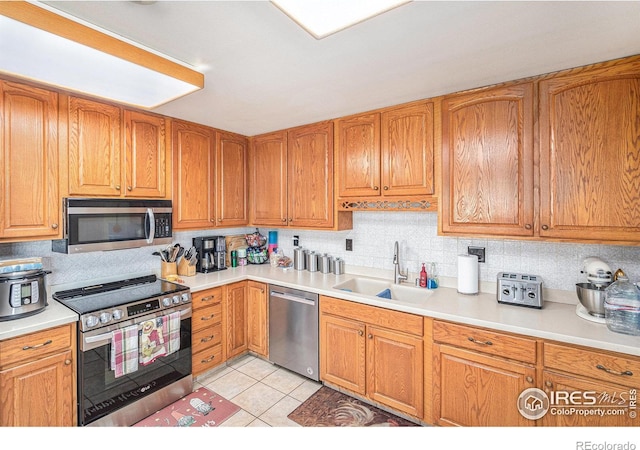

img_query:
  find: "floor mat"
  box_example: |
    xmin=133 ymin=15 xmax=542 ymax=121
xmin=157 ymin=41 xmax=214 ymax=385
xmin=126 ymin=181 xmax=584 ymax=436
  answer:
xmin=288 ymin=386 xmax=420 ymax=427
xmin=133 ymin=387 xmax=240 ymax=427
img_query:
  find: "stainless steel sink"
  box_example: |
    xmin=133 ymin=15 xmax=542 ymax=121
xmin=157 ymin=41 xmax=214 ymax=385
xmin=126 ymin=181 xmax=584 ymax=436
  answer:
xmin=333 ymin=277 xmax=432 ymax=304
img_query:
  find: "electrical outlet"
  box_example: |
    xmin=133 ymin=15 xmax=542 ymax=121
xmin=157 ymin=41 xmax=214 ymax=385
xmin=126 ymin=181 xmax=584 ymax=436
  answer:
xmin=293 ymin=235 xmax=299 ymax=247
xmin=346 ymin=239 xmax=353 ymax=251
xmin=468 ymin=246 xmax=485 ymax=263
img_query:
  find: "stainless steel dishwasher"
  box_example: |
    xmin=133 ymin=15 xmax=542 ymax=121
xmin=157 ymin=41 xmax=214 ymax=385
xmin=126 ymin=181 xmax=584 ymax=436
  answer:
xmin=268 ymin=284 xmax=319 ymax=381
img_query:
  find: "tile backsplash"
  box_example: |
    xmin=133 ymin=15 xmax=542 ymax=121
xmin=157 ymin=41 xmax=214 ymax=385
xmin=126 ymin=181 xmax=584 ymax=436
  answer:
xmin=1 ymin=211 xmax=638 ymax=292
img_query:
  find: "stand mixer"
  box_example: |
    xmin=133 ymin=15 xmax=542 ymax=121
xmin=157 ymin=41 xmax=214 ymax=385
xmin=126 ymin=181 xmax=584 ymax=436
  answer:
xmin=576 ymin=257 xmax=613 ymax=322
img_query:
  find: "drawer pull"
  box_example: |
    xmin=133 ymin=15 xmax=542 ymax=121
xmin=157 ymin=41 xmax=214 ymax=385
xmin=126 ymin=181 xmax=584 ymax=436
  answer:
xmin=200 ymin=335 xmax=215 ymax=343
xmin=468 ymin=337 xmax=492 ymax=346
xmin=201 ymin=314 xmax=215 ymax=321
xmin=22 ymin=339 xmax=52 ymax=350
xmin=201 ymin=355 xmax=216 ymax=363
xmin=200 ymin=295 xmax=215 ymax=302
xmin=596 ymin=364 xmax=633 ymax=377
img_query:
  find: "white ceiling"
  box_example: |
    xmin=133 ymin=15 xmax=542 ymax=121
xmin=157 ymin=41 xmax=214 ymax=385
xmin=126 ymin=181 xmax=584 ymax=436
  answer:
xmin=43 ymin=1 xmax=640 ymax=137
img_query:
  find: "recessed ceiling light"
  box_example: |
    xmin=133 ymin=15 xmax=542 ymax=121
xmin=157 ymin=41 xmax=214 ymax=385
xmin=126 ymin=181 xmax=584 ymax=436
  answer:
xmin=0 ymin=2 xmax=203 ymax=108
xmin=272 ymin=0 xmax=411 ymax=39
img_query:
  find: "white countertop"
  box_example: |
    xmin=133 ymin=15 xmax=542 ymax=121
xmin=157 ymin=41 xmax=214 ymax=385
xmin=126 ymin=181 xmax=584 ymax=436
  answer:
xmin=2 ymin=264 xmax=639 ymax=358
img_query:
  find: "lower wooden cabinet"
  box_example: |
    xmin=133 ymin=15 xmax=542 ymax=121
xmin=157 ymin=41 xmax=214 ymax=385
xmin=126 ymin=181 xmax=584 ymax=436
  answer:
xmin=224 ymin=281 xmax=248 ymax=359
xmin=0 ymin=324 xmax=76 ymax=427
xmin=191 ymin=287 xmax=225 ymax=375
xmin=320 ymin=296 xmax=424 ymax=418
xmin=247 ymin=281 xmax=268 ymax=357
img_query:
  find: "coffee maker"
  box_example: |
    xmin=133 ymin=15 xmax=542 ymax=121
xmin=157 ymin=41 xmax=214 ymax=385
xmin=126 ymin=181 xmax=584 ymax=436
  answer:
xmin=193 ymin=236 xmax=227 ymax=273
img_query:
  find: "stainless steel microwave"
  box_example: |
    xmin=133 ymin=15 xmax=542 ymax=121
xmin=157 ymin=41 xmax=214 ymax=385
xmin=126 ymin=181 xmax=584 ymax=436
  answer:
xmin=52 ymin=198 xmax=172 ymax=254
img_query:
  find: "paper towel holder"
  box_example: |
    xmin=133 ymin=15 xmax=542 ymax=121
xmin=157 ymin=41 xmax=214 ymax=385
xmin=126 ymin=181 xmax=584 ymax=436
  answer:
xmin=457 ymin=253 xmax=479 ymax=295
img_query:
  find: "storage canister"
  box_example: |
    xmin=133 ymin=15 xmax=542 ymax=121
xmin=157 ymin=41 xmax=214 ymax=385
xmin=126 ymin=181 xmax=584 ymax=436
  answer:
xmin=333 ymin=257 xmax=344 ymax=275
xmin=319 ymin=254 xmax=331 ymax=274
xmin=237 ymin=248 xmax=247 ymax=266
xmin=293 ymin=247 xmax=306 ymax=271
xmin=604 ymin=275 xmax=640 ymax=336
xmin=306 ymin=251 xmax=318 ymax=272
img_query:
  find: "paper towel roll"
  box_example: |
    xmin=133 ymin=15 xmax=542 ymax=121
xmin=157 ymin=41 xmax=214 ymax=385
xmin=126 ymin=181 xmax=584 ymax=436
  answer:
xmin=457 ymin=254 xmax=479 ymax=295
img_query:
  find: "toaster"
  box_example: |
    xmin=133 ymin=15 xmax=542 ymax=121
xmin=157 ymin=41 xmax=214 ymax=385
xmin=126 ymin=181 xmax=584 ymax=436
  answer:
xmin=497 ymin=272 xmax=543 ymax=309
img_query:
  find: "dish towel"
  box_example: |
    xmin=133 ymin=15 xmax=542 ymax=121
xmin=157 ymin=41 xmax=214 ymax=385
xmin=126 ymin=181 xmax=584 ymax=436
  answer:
xmin=164 ymin=311 xmax=182 ymax=356
xmin=111 ymin=325 xmax=139 ymax=378
xmin=139 ymin=317 xmax=167 ymax=365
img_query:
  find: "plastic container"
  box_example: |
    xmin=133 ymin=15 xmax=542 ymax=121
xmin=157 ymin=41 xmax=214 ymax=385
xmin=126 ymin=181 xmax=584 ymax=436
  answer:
xmin=604 ymin=275 xmax=640 ymax=336
xmin=237 ymin=248 xmax=247 ymax=266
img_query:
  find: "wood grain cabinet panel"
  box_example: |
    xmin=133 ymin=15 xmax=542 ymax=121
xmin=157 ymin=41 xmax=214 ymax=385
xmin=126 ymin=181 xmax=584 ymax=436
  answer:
xmin=0 ymin=81 xmax=60 ymax=239
xmin=215 ymin=130 xmax=248 ymax=227
xmin=225 ymin=281 xmax=248 ymax=360
xmin=249 ymin=131 xmax=288 ymax=226
xmin=539 ymin=58 xmax=640 ymax=242
xmin=441 ymin=83 xmax=534 ymax=236
xmin=247 ymin=281 xmax=268 ymax=357
xmin=191 ymin=287 xmax=224 ymax=376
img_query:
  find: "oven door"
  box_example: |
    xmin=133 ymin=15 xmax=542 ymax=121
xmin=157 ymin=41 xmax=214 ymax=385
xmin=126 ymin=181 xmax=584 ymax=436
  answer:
xmin=78 ymin=305 xmax=192 ymax=426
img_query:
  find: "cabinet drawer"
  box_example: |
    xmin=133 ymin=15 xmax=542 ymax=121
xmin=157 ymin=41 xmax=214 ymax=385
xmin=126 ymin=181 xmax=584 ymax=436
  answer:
xmin=0 ymin=324 xmax=73 ymax=369
xmin=544 ymin=342 xmax=640 ymax=388
xmin=433 ymin=321 xmax=537 ymax=364
xmin=192 ymin=323 xmax=223 ymax=353
xmin=192 ymin=287 xmax=223 ymax=309
xmin=192 ymin=303 xmax=222 ymax=332
xmin=192 ymin=344 xmax=223 ymax=375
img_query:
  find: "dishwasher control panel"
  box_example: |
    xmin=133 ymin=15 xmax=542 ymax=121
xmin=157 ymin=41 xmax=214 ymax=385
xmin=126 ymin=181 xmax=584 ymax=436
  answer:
xmin=497 ymin=272 xmax=543 ymax=309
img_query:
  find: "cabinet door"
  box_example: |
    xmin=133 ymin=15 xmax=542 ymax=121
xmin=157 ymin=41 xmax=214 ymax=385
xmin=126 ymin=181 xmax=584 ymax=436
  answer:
xmin=247 ymin=281 xmax=268 ymax=357
xmin=172 ymin=120 xmax=215 ymax=229
xmin=381 ymin=102 xmax=435 ymax=196
xmin=124 ymin=110 xmax=168 ymax=198
xmin=225 ymin=281 xmax=248 ymax=359
xmin=434 ymin=344 xmax=537 ymax=426
xmin=0 ymin=350 xmax=74 ymax=426
xmin=249 ymin=131 xmax=288 ymax=226
xmin=216 ymin=131 xmax=248 ymax=227
xmin=68 ymin=96 xmax=122 ymax=196
xmin=441 ymin=84 xmax=535 ymax=236
xmin=367 ymin=325 xmax=423 ymax=417
xmin=335 ymin=113 xmax=381 ymax=197
xmin=541 ymin=371 xmax=637 ymax=426
xmin=319 ymin=313 xmax=366 ymax=395
xmin=539 ymin=58 xmax=640 ymax=241
xmin=287 ymin=122 xmax=334 ymax=228
xmin=0 ymin=81 xmax=60 ymax=239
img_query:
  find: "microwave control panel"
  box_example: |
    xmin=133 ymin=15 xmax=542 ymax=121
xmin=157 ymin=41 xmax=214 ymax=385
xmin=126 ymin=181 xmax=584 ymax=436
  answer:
xmin=155 ymin=217 xmax=172 ymax=238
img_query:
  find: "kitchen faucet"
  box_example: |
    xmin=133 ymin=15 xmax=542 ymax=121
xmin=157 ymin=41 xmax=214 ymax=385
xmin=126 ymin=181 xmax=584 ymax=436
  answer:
xmin=393 ymin=241 xmax=408 ymax=284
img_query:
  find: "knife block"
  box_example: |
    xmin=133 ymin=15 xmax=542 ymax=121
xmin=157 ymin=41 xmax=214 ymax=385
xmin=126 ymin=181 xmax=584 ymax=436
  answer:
xmin=177 ymin=258 xmax=195 ymax=277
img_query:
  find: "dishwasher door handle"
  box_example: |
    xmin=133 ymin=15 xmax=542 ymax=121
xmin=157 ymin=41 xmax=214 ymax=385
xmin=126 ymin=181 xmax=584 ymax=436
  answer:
xmin=270 ymin=291 xmax=316 ymax=306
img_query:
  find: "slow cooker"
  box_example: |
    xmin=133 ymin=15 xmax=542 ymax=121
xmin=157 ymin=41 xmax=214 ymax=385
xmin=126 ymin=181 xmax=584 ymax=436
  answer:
xmin=0 ymin=263 xmax=49 ymax=321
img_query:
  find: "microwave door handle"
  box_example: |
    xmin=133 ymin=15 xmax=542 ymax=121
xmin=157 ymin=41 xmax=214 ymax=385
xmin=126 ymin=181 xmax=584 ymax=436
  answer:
xmin=145 ymin=208 xmax=155 ymax=244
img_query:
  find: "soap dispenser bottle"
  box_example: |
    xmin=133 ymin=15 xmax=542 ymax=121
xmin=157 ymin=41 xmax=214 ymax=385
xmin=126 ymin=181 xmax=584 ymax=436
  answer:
xmin=419 ymin=263 xmax=428 ymax=288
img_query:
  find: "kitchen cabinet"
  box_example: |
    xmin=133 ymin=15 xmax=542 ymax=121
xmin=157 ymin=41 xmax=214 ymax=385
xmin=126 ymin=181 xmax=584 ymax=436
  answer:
xmin=247 ymin=281 xmax=268 ymax=357
xmin=440 ymin=83 xmax=534 ymax=236
xmin=432 ymin=320 xmax=538 ymax=427
xmin=191 ymin=287 xmax=225 ymax=376
xmin=320 ymin=296 xmax=424 ymax=418
xmin=215 ymin=130 xmax=248 ymax=227
xmin=225 ymin=281 xmax=248 ymax=360
xmin=0 ymin=80 xmax=60 ymax=240
xmin=538 ymin=57 xmax=640 ymax=243
xmin=0 ymin=324 xmax=76 ymax=426
xmin=335 ymin=101 xmax=436 ymax=211
xmin=541 ymin=342 xmax=640 ymax=427
xmin=172 ymin=119 xmax=216 ymax=230
xmin=250 ymin=123 xmax=352 ymax=230
xmin=67 ymin=96 xmax=170 ymax=199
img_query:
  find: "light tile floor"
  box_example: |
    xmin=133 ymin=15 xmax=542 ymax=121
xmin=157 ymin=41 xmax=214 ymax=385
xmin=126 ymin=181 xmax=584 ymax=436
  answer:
xmin=194 ymin=354 xmax=322 ymax=427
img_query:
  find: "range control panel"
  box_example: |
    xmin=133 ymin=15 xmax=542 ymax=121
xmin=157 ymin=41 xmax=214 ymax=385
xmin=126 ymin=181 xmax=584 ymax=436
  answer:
xmin=497 ymin=272 xmax=543 ymax=309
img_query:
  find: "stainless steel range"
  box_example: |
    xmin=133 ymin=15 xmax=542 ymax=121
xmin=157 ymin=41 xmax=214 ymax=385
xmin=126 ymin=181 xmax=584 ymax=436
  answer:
xmin=53 ymin=274 xmax=192 ymax=427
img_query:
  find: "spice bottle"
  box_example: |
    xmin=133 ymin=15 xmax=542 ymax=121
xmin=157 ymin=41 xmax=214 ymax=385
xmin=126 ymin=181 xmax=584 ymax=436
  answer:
xmin=419 ymin=263 xmax=428 ymax=288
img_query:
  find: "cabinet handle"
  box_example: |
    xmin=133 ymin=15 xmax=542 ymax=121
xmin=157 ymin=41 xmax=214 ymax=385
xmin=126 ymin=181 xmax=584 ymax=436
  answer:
xmin=22 ymin=339 xmax=52 ymax=350
xmin=374 ymin=186 xmax=379 ymax=191
xmin=217 ymin=218 xmax=222 ymax=222
xmin=596 ymin=364 xmax=633 ymax=377
xmin=288 ymin=218 xmax=293 ymax=222
xmin=541 ymin=225 xmax=549 ymax=231
xmin=467 ymin=337 xmax=492 ymax=346
xmin=115 ymin=185 xmax=121 ymax=190
xmin=367 ymin=333 xmax=373 ymax=339
xmin=524 ymin=224 xmax=532 ymax=230
xmin=201 ymin=355 xmax=216 ymax=363
xmin=260 ymin=289 xmax=265 ymax=294
xmin=526 ymin=376 xmax=534 ymax=384
xmin=200 ymin=335 xmax=215 ymax=343
xmin=200 ymin=295 xmax=215 ymax=302
xmin=545 ymin=380 xmax=553 ymax=388
xmin=201 ymin=314 xmax=215 ymax=321
xmin=65 ymin=359 xmax=72 ymax=366
xmin=51 ymin=223 xmax=58 ymax=229
xmin=358 ymin=330 xmax=364 ymax=336
xmin=282 ymin=218 xmax=287 ymax=222
xmin=383 ymin=186 xmax=389 ymax=191
xmin=127 ymin=186 xmax=132 ymax=191
xmin=210 ymin=218 xmax=215 ymax=223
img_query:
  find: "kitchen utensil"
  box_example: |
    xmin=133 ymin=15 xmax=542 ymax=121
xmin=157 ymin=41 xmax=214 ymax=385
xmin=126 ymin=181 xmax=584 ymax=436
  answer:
xmin=576 ymin=282 xmax=607 ymax=317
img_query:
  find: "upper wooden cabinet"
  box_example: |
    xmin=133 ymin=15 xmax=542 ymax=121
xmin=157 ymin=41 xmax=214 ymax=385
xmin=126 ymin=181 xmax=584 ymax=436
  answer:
xmin=215 ymin=130 xmax=248 ymax=227
xmin=250 ymin=122 xmax=352 ymax=230
xmin=335 ymin=101 xmax=436 ymax=211
xmin=172 ymin=119 xmax=216 ymax=230
xmin=67 ymin=96 xmax=169 ymax=199
xmin=539 ymin=57 xmax=640 ymax=242
xmin=441 ymin=83 xmax=534 ymax=237
xmin=0 ymin=81 xmax=60 ymax=240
